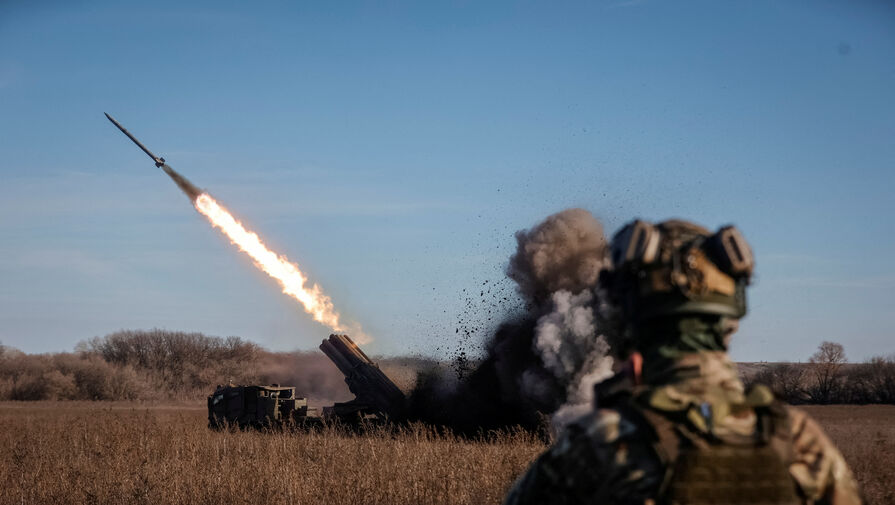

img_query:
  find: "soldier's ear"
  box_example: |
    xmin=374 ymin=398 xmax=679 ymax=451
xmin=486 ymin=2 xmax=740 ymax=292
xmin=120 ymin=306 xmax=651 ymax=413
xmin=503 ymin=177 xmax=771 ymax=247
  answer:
xmin=629 ymin=352 xmax=643 ymax=386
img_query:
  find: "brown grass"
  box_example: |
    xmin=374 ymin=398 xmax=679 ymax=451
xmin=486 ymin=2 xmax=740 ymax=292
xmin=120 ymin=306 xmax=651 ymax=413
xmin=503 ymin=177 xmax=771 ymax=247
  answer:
xmin=0 ymin=402 xmax=542 ymax=505
xmin=0 ymin=403 xmax=891 ymax=505
xmin=799 ymin=405 xmax=895 ymax=505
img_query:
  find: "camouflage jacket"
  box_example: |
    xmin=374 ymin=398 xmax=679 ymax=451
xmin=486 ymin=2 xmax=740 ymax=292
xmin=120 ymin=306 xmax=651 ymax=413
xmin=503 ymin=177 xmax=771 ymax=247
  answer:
xmin=504 ymin=352 xmax=862 ymax=505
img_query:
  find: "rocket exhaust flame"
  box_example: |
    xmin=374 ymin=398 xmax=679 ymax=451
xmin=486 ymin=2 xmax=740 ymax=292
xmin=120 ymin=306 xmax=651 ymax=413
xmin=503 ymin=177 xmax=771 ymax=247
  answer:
xmin=104 ymin=113 xmax=367 ymax=343
xmin=193 ymin=193 xmax=367 ymax=343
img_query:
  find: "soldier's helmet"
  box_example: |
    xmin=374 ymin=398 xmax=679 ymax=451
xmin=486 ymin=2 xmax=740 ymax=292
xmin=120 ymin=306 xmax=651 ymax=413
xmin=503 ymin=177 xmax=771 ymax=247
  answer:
xmin=604 ymin=219 xmax=754 ymax=323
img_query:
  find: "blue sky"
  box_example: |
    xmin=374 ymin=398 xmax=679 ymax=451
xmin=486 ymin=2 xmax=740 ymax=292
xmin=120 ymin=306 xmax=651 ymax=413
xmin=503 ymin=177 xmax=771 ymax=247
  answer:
xmin=1 ymin=1 xmax=893 ymax=361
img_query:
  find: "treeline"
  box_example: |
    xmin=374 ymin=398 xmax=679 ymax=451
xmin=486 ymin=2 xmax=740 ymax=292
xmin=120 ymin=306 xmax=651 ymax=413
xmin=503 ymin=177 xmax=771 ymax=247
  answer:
xmin=0 ymin=329 xmax=355 ymax=402
xmin=2 ymin=333 xmax=893 ymax=405
xmin=743 ymin=341 xmax=895 ymax=405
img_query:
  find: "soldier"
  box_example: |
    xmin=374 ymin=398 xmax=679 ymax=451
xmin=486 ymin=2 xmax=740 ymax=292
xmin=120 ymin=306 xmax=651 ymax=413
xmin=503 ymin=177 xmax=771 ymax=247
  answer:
xmin=504 ymin=219 xmax=862 ymax=505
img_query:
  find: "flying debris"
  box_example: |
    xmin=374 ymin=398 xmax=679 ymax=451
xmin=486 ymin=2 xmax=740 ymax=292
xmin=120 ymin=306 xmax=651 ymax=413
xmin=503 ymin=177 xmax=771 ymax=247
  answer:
xmin=104 ymin=112 xmax=202 ymax=201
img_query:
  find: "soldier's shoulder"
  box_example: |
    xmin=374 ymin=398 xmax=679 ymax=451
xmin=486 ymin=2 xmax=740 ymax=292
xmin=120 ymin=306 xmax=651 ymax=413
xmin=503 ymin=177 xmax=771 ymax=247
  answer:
xmin=779 ymin=406 xmax=863 ymax=504
xmin=563 ymin=405 xmax=643 ymax=446
xmin=779 ymin=404 xmax=830 ymax=445
xmin=503 ymin=406 xmax=663 ymax=505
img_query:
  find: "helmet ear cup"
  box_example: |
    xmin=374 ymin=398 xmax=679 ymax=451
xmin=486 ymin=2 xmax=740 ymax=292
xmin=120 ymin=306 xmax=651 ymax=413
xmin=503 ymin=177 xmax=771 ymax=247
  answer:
xmin=707 ymin=226 xmax=754 ymax=278
xmin=611 ymin=220 xmax=661 ymax=268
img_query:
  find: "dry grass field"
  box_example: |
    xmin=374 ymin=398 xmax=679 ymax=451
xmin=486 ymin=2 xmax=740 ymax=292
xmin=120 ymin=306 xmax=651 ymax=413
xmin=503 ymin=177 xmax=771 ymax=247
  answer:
xmin=799 ymin=405 xmax=895 ymax=504
xmin=0 ymin=402 xmax=542 ymax=505
xmin=0 ymin=402 xmax=892 ymax=505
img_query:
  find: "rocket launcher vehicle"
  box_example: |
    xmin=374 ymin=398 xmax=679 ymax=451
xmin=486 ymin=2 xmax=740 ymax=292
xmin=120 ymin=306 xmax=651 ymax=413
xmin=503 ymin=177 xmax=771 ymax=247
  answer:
xmin=208 ymin=334 xmax=406 ymax=429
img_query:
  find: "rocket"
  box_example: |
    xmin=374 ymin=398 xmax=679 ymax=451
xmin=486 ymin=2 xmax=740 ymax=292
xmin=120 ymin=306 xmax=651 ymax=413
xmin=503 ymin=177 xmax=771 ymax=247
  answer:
xmin=105 ymin=112 xmax=203 ymax=201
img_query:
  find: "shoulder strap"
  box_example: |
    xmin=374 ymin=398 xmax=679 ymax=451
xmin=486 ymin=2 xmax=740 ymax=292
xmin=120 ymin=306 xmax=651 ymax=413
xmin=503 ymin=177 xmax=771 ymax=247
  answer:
xmin=637 ymin=407 xmax=680 ymax=464
xmin=745 ymin=385 xmax=795 ymax=457
xmin=753 ymin=399 xmax=796 ymax=466
xmin=616 ymin=397 xmax=683 ymax=500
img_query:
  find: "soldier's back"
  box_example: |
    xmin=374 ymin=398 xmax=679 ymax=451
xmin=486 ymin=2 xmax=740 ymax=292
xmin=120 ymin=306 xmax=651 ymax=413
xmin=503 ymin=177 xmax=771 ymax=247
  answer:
xmin=504 ymin=381 xmax=862 ymax=505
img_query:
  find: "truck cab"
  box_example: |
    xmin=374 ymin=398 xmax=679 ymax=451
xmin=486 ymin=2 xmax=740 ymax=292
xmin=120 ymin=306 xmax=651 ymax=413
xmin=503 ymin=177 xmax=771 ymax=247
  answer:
xmin=207 ymin=384 xmax=315 ymax=429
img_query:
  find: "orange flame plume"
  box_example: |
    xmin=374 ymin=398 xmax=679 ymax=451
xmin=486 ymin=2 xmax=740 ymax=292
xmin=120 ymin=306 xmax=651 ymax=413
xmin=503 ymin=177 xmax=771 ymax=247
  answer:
xmin=193 ymin=193 xmax=369 ymax=343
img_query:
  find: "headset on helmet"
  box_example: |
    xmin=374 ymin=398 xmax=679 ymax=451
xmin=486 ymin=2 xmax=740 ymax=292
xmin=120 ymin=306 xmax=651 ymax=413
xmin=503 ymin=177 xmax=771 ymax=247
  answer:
xmin=607 ymin=219 xmax=754 ymax=320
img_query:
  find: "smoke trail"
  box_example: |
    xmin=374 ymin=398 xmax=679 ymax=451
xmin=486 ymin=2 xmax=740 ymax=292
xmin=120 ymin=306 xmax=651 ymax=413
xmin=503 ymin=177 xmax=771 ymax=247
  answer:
xmin=161 ymin=165 xmax=202 ymax=201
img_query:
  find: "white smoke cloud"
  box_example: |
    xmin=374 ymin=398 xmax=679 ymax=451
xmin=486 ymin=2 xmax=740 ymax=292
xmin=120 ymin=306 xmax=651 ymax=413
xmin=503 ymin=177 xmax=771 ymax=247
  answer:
xmin=502 ymin=209 xmax=617 ymax=431
xmin=532 ymin=289 xmax=614 ymax=431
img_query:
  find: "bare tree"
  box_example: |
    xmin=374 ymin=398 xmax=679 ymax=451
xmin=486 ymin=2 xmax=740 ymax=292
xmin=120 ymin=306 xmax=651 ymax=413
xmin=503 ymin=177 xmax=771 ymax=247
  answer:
xmin=806 ymin=341 xmax=846 ymax=404
xmin=865 ymin=355 xmax=895 ymax=404
xmin=771 ymin=363 xmax=808 ymax=403
xmin=747 ymin=362 xmax=808 ymax=404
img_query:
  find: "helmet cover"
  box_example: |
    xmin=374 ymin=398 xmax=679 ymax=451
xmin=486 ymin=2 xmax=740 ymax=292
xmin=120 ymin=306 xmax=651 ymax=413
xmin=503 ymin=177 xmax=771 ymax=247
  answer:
xmin=607 ymin=219 xmax=753 ymax=321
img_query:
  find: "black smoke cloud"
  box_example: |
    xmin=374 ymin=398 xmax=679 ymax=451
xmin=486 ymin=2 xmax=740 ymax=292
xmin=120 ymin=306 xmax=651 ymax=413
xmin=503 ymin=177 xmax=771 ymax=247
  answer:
xmin=408 ymin=209 xmax=615 ymax=434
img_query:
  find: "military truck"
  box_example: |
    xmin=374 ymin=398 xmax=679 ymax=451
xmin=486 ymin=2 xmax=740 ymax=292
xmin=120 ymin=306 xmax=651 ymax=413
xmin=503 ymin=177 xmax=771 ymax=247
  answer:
xmin=207 ymin=334 xmax=406 ymax=429
xmin=207 ymin=384 xmax=318 ymax=429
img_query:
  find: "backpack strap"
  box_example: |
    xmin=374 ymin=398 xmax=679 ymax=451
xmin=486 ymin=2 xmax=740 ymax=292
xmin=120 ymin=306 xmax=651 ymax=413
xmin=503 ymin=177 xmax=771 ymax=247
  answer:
xmin=637 ymin=407 xmax=681 ymax=464
xmin=753 ymin=400 xmax=796 ymax=467
xmin=594 ymin=374 xmax=683 ymax=498
xmin=613 ymin=396 xmax=684 ymax=500
xmin=744 ymin=384 xmax=795 ymax=461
